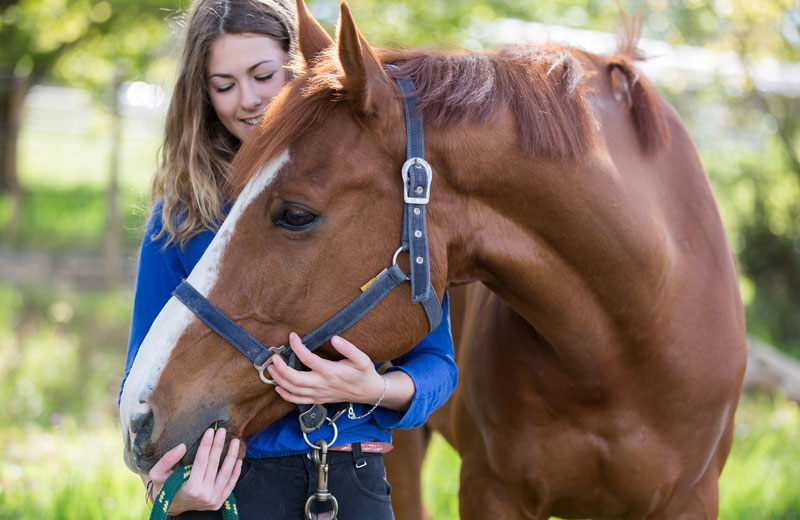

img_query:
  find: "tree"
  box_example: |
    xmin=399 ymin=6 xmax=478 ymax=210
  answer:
xmin=0 ymin=0 xmax=177 ymax=194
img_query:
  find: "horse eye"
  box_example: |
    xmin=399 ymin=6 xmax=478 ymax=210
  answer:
xmin=278 ymin=207 xmax=316 ymax=229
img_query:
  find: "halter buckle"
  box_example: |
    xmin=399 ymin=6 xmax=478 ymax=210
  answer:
xmin=254 ymin=345 xmax=288 ymax=385
xmin=401 ymin=157 xmax=433 ymax=205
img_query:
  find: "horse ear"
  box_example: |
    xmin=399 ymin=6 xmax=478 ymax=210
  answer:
xmin=295 ymin=0 xmax=333 ymax=66
xmin=336 ymin=1 xmax=392 ymax=116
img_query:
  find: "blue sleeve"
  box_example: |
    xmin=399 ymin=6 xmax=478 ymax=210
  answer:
xmin=372 ymin=292 xmax=458 ymax=429
xmin=119 ymin=203 xmax=187 ymax=404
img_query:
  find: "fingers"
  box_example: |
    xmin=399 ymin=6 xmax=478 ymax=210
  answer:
xmin=220 ymin=459 xmax=243 ymax=503
xmin=331 ymin=335 xmax=372 ymax=367
xmin=172 ymin=429 xmax=241 ymax=513
xmin=268 ymin=332 xmax=380 ymax=405
xmin=287 ymin=332 xmax=323 ymax=370
xmin=274 ymin=384 xmax=317 ymax=404
xmin=268 ymin=355 xmax=320 ymax=395
xmin=187 ymin=428 xmax=215 ymax=480
xmin=202 ymin=428 xmax=228 ymax=485
xmin=214 ymin=437 xmax=241 ymax=495
xmin=149 ymin=442 xmax=187 ymax=482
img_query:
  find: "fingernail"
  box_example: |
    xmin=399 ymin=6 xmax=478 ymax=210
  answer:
xmin=289 ymin=332 xmax=298 ymax=340
xmin=170 ymin=443 xmax=186 ymax=456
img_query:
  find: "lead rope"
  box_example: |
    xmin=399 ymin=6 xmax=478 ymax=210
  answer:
xmin=148 ymin=465 xmax=239 ymax=520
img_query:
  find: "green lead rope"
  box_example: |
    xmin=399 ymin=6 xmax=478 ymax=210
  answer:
xmin=149 ymin=465 xmax=239 ymax=520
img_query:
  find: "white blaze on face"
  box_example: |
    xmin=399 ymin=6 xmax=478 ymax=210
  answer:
xmin=119 ymin=150 xmax=289 ymax=435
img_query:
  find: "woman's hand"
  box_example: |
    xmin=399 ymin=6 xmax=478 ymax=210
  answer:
xmin=144 ymin=427 xmax=242 ymax=515
xmin=267 ymin=333 xmax=416 ymax=412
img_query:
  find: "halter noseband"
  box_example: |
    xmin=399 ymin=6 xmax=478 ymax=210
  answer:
xmin=172 ymin=66 xmax=441 ymax=434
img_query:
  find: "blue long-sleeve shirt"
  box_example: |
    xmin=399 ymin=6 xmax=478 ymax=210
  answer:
xmin=121 ymin=201 xmax=457 ymax=458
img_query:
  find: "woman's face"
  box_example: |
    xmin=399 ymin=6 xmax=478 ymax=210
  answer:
xmin=206 ymin=33 xmax=288 ymax=141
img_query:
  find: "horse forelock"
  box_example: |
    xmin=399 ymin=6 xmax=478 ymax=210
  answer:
xmin=227 ymin=42 xmax=598 ymax=195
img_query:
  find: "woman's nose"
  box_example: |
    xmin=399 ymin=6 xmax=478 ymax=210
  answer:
xmin=239 ymin=82 xmax=263 ymax=111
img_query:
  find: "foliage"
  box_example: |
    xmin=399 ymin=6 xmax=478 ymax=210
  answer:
xmin=0 ymin=0 xmax=182 ymax=192
xmin=1 ymin=0 xmax=181 ymax=88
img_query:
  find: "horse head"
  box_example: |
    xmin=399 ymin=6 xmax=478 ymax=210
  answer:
xmin=120 ymin=0 xmax=451 ymax=474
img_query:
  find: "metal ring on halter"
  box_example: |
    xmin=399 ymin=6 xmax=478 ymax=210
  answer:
xmin=253 ymin=345 xmax=288 ymax=385
xmin=303 ymin=419 xmax=339 ymax=450
xmin=392 ymin=246 xmax=404 ymax=266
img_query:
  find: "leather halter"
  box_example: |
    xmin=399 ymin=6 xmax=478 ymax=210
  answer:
xmin=172 ymin=66 xmax=440 ymax=434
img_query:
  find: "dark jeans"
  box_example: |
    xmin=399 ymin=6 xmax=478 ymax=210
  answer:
xmin=170 ymin=443 xmax=394 ymax=520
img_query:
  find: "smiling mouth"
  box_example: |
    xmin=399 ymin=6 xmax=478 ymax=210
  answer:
xmin=243 ymin=117 xmax=262 ymax=126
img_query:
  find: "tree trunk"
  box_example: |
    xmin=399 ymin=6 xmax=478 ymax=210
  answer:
xmin=0 ymin=74 xmax=29 ymax=242
xmin=0 ymin=74 xmax=28 ymax=193
xmin=104 ymin=74 xmax=124 ymax=287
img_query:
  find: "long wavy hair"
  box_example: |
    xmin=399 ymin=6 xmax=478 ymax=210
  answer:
xmin=151 ymin=0 xmax=298 ymax=247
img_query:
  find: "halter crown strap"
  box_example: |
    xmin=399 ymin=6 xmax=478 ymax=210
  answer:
xmin=387 ymin=65 xmax=439 ymax=321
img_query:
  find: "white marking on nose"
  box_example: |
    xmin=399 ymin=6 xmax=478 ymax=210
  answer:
xmin=120 ymin=150 xmax=290 ymax=435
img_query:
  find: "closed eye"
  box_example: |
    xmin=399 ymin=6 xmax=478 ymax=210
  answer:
xmin=272 ymin=205 xmax=317 ymax=231
xmin=256 ymin=73 xmax=275 ymax=82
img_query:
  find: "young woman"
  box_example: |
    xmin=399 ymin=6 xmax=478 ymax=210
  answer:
xmin=120 ymin=0 xmax=456 ymax=518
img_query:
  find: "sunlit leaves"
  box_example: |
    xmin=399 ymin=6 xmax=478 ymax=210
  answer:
xmin=2 ymin=0 xmax=177 ymax=93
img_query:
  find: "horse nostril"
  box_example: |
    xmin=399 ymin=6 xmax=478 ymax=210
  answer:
xmin=131 ymin=408 xmax=154 ymax=437
xmin=131 ymin=408 xmax=155 ymax=465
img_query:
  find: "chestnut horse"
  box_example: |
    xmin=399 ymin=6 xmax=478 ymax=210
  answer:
xmin=120 ymin=1 xmax=746 ymax=518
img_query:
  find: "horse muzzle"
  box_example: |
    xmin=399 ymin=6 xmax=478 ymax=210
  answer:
xmin=122 ymin=404 xmax=157 ymax=474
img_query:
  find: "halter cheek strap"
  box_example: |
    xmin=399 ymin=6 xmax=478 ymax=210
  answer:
xmin=172 ymin=67 xmax=440 ymax=435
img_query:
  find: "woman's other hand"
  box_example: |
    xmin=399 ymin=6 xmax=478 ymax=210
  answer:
xmin=267 ymin=333 xmax=415 ymax=411
xmin=144 ymin=427 xmax=242 ymax=515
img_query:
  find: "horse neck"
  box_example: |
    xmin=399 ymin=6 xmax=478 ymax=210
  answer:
xmin=432 ymin=120 xmax=670 ymax=361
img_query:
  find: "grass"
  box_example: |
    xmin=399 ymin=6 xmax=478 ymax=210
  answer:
xmin=0 ymin=395 xmax=797 ymax=519
xmin=719 ymin=394 xmax=800 ymax=519
xmin=0 ymin=424 xmax=149 ymax=520
xmin=1 ymin=114 xmax=158 ymax=253
xmin=0 ymin=281 xmax=798 ymax=519
xmin=0 ymin=184 xmax=149 ymax=253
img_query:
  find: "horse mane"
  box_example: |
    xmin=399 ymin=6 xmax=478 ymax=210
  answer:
xmin=606 ymin=9 xmax=670 ymax=153
xmin=377 ymin=44 xmax=592 ymax=160
xmin=229 ymin=29 xmax=667 ymax=194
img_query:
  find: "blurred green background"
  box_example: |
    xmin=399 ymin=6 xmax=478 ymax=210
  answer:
xmin=1 ymin=0 xmax=799 ymax=518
